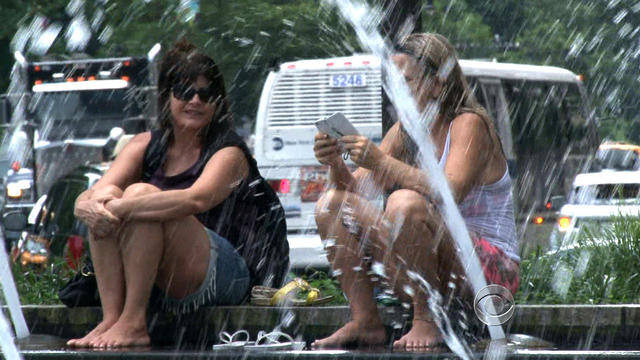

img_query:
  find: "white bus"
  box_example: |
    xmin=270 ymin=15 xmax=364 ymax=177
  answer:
xmin=254 ymin=55 xmax=599 ymax=269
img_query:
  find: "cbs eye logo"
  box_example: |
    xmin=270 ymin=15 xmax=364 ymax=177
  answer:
xmin=474 ymin=285 xmax=515 ymax=326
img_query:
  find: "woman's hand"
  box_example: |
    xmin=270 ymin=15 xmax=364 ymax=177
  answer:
xmin=314 ymin=132 xmax=343 ymax=167
xmin=74 ymin=194 xmax=121 ymax=239
xmin=341 ymin=135 xmax=385 ymax=170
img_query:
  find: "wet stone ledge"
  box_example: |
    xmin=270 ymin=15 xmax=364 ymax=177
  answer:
xmin=6 ymin=305 xmax=640 ymax=350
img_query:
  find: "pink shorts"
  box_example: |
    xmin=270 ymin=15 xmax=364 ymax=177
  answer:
xmin=473 ymin=238 xmax=520 ymax=295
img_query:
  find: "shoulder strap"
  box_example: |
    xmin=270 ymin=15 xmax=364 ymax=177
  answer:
xmin=141 ymin=129 xmax=169 ymax=182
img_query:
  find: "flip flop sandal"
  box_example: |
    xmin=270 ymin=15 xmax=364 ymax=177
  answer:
xmin=250 ymin=278 xmax=334 ymax=306
xmin=212 ymin=330 xmax=255 ymax=350
xmin=244 ymin=331 xmax=306 ymax=351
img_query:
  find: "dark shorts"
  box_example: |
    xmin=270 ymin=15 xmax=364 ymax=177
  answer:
xmin=151 ymin=228 xmax=250 ymax=314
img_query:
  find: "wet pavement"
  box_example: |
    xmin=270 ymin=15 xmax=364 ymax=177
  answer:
xmin=17 ymin=348 xmax=640 ymax=360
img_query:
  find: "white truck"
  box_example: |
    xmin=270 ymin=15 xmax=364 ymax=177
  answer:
xmin=1 ymin=46 xmax=161 ymax=243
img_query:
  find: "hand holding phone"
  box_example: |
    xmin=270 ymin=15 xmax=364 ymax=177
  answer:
xmin=315 ymin=112 xmax=360 ymax=139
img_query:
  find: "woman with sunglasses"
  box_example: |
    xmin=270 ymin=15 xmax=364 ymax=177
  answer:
xmin=312 ymin=33 xmax=518 ymax=350
xmin=68 ymin=39 xmax=289 ymax=348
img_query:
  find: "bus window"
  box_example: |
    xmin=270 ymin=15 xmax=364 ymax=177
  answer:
xmin=503 ymin=81 xmax=587 ymax=152
xmin=476 ymin=78 xmax=515 ymax=164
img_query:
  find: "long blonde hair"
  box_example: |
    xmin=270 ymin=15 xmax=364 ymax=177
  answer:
xmin=396 ymin=33 xmax=495 ymax=162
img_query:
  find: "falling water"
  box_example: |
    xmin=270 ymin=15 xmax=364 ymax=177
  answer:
xmin=0 ymin=232 xmax=29 ymax=340
xmin=0 ymin=310 xmax=21 ymax=360
xmin=332 ymin=0 xmax=505 ymax=357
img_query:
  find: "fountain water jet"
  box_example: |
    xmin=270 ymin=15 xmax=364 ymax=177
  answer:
xmin=0 ymin=231 xmax=29 ymax=339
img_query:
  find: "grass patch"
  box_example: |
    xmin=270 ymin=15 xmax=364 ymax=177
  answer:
xmin=11 ymin=257 xmax=74 ymax=305
xmin=516 ymin=215 xmax=640 ymax=304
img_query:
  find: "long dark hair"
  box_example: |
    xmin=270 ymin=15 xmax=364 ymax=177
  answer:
xmin=157 ymin=39 xmax=232 ymax=146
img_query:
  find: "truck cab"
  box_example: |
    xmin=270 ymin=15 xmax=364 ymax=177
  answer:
xmin=1 ymin=52 xmax=158 ymax=243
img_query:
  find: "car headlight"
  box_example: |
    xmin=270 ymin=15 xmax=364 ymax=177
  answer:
xmin=6 ymin=180 xmax=33 ymax=200
xmin=557 ymin=216 xmax=572 ymax=232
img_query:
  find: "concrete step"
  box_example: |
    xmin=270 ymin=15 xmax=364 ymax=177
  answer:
xmin=8 ymin=304 xmax=640 ymax=351
xmin=16 ymin=348 xmax=640 ymax=360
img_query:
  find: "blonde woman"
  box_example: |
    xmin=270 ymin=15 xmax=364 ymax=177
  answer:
xmin=312 ymin=33 xmax=519 ymax=350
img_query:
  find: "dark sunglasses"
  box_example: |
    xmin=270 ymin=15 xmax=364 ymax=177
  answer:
xmin=172 ymin=83 xmax=218 ymax=103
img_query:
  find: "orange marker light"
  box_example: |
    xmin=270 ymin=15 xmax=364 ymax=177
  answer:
xmin=34 ymin=80 xmax=43 ymax=85
xmin=121 ymin=76 xmax=130 ymax=81
xmin=557 ymin=216 xmax=571 ymax=231
xmin=66 ymin=77 xmax=75 ymax=82
xmin=77 ymin=76 xmax=86 ymax=81
xmin=533 ymin=216 xmax=544 ymax=225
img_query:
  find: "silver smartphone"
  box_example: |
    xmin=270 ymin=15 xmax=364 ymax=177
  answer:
xmin=315 ymin=112 xmax=360 ymax=139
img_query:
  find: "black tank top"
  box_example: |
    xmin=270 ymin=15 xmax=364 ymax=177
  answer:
xmin=141 ymin=129 xmax=289 ymax=287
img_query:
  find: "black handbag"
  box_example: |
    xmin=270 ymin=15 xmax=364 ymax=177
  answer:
xmin=58 ymin=259 xmax=100 ymax=307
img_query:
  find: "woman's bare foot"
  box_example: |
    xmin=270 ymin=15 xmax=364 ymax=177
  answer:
xmin=67 ymin=319 xmax=116 ymax=348
xmin=393 ymin=319 xmax=444 ymax=351
xmin=89 ymin=320 xmax=150 ymax=348
xmin=312 ymin=320 xmax=387 ymax=349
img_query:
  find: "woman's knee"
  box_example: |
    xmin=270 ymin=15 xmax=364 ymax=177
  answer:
xmin=384 ymin=189 xmax=432 ymax=224
xmin=122 ymin=183 xmax=161 ymax=198
xmin=92 ymin=184 xmax=123 ymax=199
xmin=314 ymin=189 xmax=345 ymax=231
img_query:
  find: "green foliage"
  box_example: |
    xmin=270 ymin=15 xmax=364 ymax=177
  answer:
xmin=300 ymin=269 xmax=347 ymax=305
xmin=11 ymin=256 xmax=74 ymax=305
xmin=516 ymin=215 xmax=640 ymax=304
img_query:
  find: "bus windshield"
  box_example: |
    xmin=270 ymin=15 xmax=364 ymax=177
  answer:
xmin=31 ymin=88 xmax=145 ymax=141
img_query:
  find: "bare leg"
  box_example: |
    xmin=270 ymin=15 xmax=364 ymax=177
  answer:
xmin=90 ymin=183 xmax=210 ymax=348
xmin=312 ymin=190 xmax=387 ymax=349
xmin=67 ymin=185 xmax=125 ymax=348
xmin=377 ymin=190 xmax=461 ymax=351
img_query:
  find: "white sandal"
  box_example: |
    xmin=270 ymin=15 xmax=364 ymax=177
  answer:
xmin=212 ymin=330 xmax=255 ymax=350
xmin=244 ymin=330 xmax=306 ymax=351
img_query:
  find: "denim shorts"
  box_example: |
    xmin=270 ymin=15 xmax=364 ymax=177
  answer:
xmin=151 ymin=228 xmax=250 ymax=314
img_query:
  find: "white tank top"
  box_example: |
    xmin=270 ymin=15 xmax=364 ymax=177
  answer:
xmin=438 ymin=123 xmax=519 ymax=262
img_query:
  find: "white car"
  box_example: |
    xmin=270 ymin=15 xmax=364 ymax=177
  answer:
xmin=549 ymin=171 xmax=640 ymax=251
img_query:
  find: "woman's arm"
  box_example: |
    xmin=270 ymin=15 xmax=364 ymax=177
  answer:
xmin=442 ymin=113 xmax=495 ymax=203
xmin=74 ymin=132 xmax=150 ymax=237
xmin=342 ymin=122 xmax=408 ymax=192
xmin=104 ymin=146 xmax=249 ymax=222
xmin=345 ymin=114 xmax=494 ymax=203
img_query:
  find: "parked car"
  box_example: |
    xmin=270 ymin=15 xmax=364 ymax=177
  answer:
xmin=549 ymin=171 xmax=640 ymax=251
xmin=11 ymin=164 xmax=105 ymax=268
xmin=10 ymin=133 xmax=131 ymax=268
xmin=592 ymin=141 xmax=640 ymax=171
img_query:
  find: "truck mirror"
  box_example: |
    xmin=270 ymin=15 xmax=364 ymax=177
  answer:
xmin=103 ymin=127 xmax=124 ymax=160
xmin=0 ymin=95 xmax=9 ymax=124
xmin=3 ymin=211 xmax=27 ymax=232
